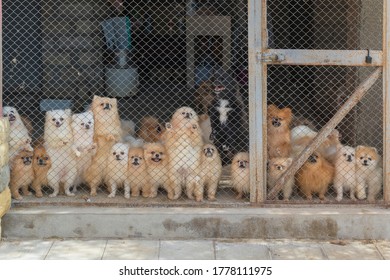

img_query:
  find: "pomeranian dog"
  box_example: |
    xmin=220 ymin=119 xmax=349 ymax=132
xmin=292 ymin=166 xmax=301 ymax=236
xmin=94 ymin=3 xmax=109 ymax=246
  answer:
xmin=3 ymin=106 xmax=33 ymax=161
xmin=355 ymin=145 xmax=382 ymax=202
xmin=334 ymin=145 xmax=357 ymax=202
xmin=200 ymin=144 xmax=222 ymax=201
xmin=10 ymin=149 xmax=34 ymax=200
xmin=32 ymin=145 xmax=52 ymax=198
xmin=295 ymin=153 xmax=334 ymax=201
xmin=85 ymin=95 xmax=122 ymax=196
xmin=44 ymin=109 xmax=77 ymax=197
xmin=291 ymin=125 xmax=341 ymax=163
xmin=194 ymin=80 xmax=223 ymax=114
xmin=165 ymin=116 xmax=204 ymax=201
xmin=170 ymin=106 xmax=199 ymax=129
xmin=127 ymin=147 xmax=150 ymax=197
xmin=136 ymin=116 xmax=165 ymax=143
xmin=143 ymin=142 xmax=173 ymax=199
xmin=231 ymin=152 xmax=250 ymax=199
xmin=267 ymin=104 xmax=292 ymax=159
xmin=71 ymin=111 xmax=96 ymax=190
xmin=106 ymin=143 xmax=130 ymax=198
xmin=267 ymin=157 xmax=294 ymax=201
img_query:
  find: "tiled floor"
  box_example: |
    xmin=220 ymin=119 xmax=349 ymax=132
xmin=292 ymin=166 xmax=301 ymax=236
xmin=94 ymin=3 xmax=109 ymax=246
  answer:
xmin=0 ymin=239 xmax=389 ymax=260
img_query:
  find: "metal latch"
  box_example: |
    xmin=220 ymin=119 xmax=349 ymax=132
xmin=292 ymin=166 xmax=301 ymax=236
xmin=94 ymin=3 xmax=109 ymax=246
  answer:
xmin=257 ymin=51 xmax=286 ymax=63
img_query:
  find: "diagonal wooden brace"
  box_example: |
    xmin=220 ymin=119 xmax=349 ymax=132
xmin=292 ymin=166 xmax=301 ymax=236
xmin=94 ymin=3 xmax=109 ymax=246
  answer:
xmin=267 ymin=67 xmax=382 ymax=200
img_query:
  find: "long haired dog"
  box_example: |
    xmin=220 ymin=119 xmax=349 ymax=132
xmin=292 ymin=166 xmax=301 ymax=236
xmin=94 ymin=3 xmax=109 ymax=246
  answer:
xmin=355 ymin=145 xmax=382 ymax=202
xmin=44 ymin=109 xmax=77 ymax=197
xmin=165 ymin=116 xmax=204 ymax=201
xmin=10 ymin=149 xmax=34 ymax=200
xmin=208 ymin=89 xmax=245 ymax=165
xmin=267 ymin=104 xmax=292 ymax=159
xmin=170 ymin=106 xmax=199 ymax=129
xmin=3 ymin=106 xmax=33 ymax=161
xmin=267 ymin=157 xmax=294 ymax=201
xmin=106 ymin=143 xmax=130 ymax=198
xmin=144 ymin=142 xmax=173 ymax=199
xmin=32 ymin=145 xmax=52 ymax=198
xmin=334 ymin=145 xmax=357 ymax=201
xmin=85 ymin=95 xmax=121 ymax=196
xmin=231 ymin=152 xmax=250 ymax=199
xmin=295 ymin=153 xmax=334 ymax=201
xmin=137 ymin=116 xmax=165 ymax=143
xmin=200 ymin=144 xmax=222 ymax=201
xmin=72 ymin=111 xmax=96 ymax=190
xmin=127 ymin=147 xmax=150 ymax=197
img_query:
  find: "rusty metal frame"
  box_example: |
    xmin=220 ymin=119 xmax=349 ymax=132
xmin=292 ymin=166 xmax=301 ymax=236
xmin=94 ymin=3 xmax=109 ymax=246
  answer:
xmin=384 ymin=0 xmax=390 ymax=203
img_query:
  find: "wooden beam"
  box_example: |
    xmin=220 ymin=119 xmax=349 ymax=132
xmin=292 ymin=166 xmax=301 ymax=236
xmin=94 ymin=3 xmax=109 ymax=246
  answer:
xmin=268 ymin=67 xmax=383 ymax=200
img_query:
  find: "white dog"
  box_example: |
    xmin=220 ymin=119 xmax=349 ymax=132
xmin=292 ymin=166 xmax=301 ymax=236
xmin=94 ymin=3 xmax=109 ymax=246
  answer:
xmin=334 ymin=145 xmax=357 ymax=201
xmin=106 ymin=143 xmax=130 ymax=198
xmin=44 ymin=109 xmax=77 ymax=197
xmin=71 ymin=111 xmax=97 ymax=190
xmin=3 ymin=106 xmax=33 ymax=162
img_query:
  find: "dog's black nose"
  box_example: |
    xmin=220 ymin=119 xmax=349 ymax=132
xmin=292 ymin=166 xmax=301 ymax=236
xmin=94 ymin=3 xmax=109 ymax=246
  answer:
xmin=347 ymin=155 xmax=352 ymax=162
xmin=116 ymin=154 xmax=121 ymax=160
xmin=155 ymin=153 xmax=160 ymax=158
xmin=272 ymin=118 xmax=281 ymax=127
xmin=308 ymin=155 xmax=317 ymax=163
xmin=104 ymin=103 xmax=111 ymax=110
xmin=185 ymin=113 xmax=191 ymax=119
xmin=85 ymin=124 xmax=90 ymax=129
xmin=363 ymin=160 xmax=368 ymax=165
xmin=38 ymin=159 xmax=44 ymax=165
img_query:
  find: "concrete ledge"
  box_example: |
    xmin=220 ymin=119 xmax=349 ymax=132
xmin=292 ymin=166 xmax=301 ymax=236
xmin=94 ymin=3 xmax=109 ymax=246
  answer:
xmin=2 ymin=206 xmax=390 ymax=240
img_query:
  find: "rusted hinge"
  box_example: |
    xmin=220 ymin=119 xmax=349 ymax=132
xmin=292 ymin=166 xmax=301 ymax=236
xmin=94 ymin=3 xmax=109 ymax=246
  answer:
xmin=257 ymin=51 xmax=286 ymax=63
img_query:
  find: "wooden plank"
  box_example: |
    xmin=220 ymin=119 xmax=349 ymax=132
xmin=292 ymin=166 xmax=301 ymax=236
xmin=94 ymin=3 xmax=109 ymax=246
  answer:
xmin=262 ymin=49 xmax=383 ymax=66
xmin=383 ymin=0 xmax=390 ymax=203
xmin=267 ymin=67 xmax=382 ymax=200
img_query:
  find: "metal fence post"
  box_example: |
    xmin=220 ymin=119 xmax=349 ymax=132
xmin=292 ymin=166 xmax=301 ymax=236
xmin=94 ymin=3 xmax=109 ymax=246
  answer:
xmin=384 ymin=0 xmax=390 ymax=203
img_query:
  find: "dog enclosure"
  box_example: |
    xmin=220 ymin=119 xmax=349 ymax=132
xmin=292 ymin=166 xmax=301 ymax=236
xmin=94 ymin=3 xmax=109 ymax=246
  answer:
xmin=0 ymin=0 xmax=389 ymax=207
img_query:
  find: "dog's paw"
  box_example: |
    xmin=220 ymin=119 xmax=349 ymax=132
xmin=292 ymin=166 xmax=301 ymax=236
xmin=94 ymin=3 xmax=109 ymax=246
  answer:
xmin=108 ymin=193 xmax=116 ymax=198
xmin=49 ymin=193 xmax=58 ymax=198
xmin=124 ymin=193 xmax=130 ymax=199
xmin=75 ymin=149 xmax=81 ymax=157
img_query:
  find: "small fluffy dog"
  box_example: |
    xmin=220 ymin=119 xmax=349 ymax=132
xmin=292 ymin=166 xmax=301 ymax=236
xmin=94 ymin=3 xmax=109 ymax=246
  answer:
xmin=295 ymin=153 xmax=334 ymax=201
xmin=334 ymin=145 xmax=357 ymax=201
xmin=127 ymin=147 xmax=150 ymax=197
xmin=165 ymin=117 xmax=204 ymax=201
xmin=44 ymin=109 xmax=77 ymax=197
xmin=200 ymin=144 xmax=222 ymax=201
xmin=106 ymin=143 xmax=130 ymax=198
xmin=170 ymin=106 xmax=199 ymax=129
xmin=267 ymin=157 xmax=294 ymax=201
xmin=143 ymin=142 xmax=173 ymax=199
xmin=85 ymin=95 xmax=122 ymax=196
xmin=137 ymin=116 xmax=165 ymax=143
xmin=71 ymin=111 xmax=97 ymax=190
xmin=267 ymin=104 xmax=292 ymax=158
xmin=355 ymin=145 xmax=382 ymax=202
xmin=3 ymin=106 xmax=33 ymax=161
xmin=32 ymin=145 xmax=52 ymax=198
xmin=231 ymin=152 xmax=250 ymax=199
xmin=10 ymin=149 xmax=34 ymax=200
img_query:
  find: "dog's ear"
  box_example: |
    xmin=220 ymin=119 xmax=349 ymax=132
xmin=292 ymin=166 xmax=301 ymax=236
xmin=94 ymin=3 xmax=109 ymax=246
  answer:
xmin=370 ymin=147 xmax=378 ymax=155
xmin=281 ymin=107 xmax=292 ymax=120
xmin=65 ymin=109 xmax=72 ymax=116
xmin=356 ymin=145 xmax=363 ymax=153
xmin=111 ymin=97 xmax=118 ymax=107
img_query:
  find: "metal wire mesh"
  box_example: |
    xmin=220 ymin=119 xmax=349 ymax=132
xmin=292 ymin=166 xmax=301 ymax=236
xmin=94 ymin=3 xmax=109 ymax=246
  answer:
xmin=267 ymin=65 xmax=383 ymax=203
xmin=3 ymin=0 xmax=249 ymax=205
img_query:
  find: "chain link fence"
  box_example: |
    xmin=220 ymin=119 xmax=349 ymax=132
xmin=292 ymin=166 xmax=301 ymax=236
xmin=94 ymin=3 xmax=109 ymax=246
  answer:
xmin=2 ymin=0 xmax=385 ymax=206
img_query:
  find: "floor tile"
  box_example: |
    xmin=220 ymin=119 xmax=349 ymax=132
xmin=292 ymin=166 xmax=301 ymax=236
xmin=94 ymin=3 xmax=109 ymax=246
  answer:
xmin=0 ymin=240 xmax=53 ymax=260
xmin=216 ymin=241 xmax=270 ymax=260
xmin=159 ymin=240 xmax=214 ymax=260
xmin=45 ymin=240 xmax=106 ymax=260
xmin=322 ymin=242 xmax=382 ymax=260
xmin=103 ymin=240 xmax=159 ymax=260
xmin=270 ymin=243 xmax=326 ymax=260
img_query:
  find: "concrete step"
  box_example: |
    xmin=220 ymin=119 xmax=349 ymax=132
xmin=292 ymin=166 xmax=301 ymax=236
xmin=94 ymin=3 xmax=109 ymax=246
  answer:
xmin=2 ymin=206 xmax=390 ymax=240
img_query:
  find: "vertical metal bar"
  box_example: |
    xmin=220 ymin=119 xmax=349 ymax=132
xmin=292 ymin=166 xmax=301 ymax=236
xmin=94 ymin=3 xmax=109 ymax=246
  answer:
xmin=383 ymin=0 xmax=390 ymax=202
xmin=248 ymin=0 xmax=265 ymax=203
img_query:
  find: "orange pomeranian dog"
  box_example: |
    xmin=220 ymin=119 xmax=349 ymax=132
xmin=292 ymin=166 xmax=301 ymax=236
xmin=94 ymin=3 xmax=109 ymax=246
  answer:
xmin=85 ymin=95 xmax=121 ymax=196
xmin=127 ymin=147 xmax=150 ymax=197
xmin=10 ymin=149 xmax=34 ymax=200
xmin=296 ymin=153 xmax=334 ymax=201
xmin=137 ymin=116 xmax=165 ymax=143
xmin=231 ymin=152 xmax=250 ymax=199
xmin=32 ymin=146 xmax=52 ymax=198
xmin=267 ymin=104 xmax=292 ymax=158
xmin=143 ymin=142 xmax=173 ymax=199
xmin=200 ymin=144 xmax=222 ymax=201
